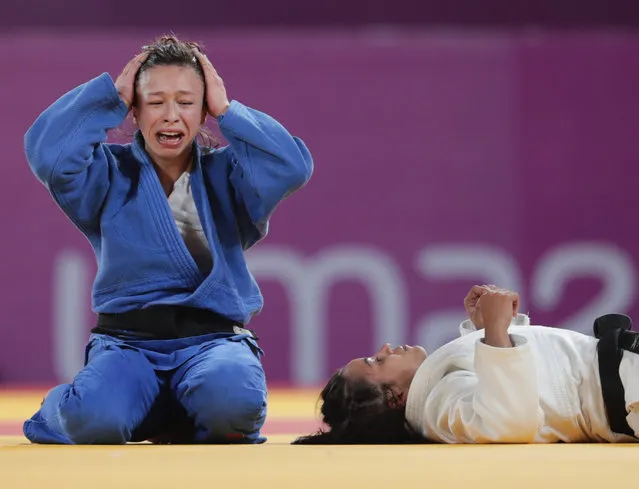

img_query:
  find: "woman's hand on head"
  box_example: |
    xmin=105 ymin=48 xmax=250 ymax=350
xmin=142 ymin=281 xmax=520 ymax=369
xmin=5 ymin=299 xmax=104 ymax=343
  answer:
xmin=115 ymin=52 xmax=148 ymax=111
xmin=194 ymin=51 xmax=231 ymax=118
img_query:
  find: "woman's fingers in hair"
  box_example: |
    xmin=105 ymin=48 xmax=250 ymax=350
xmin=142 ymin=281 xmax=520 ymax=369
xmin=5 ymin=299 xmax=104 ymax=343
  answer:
xmin=193 ymin=50 xmax=230 ymax=117
xmin=193 ymin=51 xmax=218 ymax=74
xmin=122 ymin=52 xmax=147 ymax=75
xmin=116 ymin=52 xmax=148 ymax=109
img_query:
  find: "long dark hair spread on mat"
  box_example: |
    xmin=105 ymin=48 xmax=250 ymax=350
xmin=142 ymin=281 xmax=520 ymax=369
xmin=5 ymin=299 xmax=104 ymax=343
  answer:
xmin=292 ymin=370 xmax=426 ymax=445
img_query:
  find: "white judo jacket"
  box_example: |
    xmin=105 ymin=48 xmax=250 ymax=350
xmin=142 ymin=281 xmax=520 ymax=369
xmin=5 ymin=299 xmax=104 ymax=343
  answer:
xmin=404 ymin=315 xmax=639 ymax=443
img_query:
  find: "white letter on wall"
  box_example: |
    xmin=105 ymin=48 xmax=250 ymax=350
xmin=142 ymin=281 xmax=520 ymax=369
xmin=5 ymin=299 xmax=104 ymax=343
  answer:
xmin=531 ymin=242 xmax=636 ymax=334
xmin=52 ymin=249 xmax=91 ymax=382
xmin=247 ymin=245 xmax=407 ymax=385
xmin=414 ymin=244 xmax=523 ymax=350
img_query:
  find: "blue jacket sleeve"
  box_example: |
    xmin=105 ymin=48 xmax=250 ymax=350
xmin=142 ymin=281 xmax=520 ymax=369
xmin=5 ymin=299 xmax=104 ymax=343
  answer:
xmin=217 ymin=101 xmax=313 ymax=245
xmin=24 ymin=73 xmax=128 ymax=231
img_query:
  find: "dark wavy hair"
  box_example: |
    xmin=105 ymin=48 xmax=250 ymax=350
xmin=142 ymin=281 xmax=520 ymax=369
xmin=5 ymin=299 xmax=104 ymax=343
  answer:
xmin=132 ymin=34 xmax=219 ymax=149
xmin=292 ymin=370 xmax=427 ymax=445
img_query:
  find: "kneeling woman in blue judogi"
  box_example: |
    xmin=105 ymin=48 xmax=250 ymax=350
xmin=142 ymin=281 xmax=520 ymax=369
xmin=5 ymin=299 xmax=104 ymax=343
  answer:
xmin=23 ymin=35 xmax=313 ymax=445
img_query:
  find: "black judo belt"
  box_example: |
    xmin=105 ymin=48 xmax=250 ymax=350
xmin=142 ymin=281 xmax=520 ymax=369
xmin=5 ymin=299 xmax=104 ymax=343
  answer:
xmin=93 ymin=305 xmax=257 ymax=341
xmin=595 ymin=313 xmax=639 ymax=438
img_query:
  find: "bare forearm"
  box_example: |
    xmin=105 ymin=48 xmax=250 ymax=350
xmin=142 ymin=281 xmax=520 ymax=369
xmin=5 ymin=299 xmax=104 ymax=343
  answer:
xmin=483 ymin=328 xmax=514 ymax=348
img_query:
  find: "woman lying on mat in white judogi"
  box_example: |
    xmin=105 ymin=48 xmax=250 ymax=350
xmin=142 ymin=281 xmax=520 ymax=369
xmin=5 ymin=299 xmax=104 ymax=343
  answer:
xmin=293 ymin=284 xmax=639 ymax=444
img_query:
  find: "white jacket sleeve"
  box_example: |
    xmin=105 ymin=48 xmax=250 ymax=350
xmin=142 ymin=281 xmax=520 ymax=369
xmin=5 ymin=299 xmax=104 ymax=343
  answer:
xmin=422 ymin=334 xmax=540 ymax=443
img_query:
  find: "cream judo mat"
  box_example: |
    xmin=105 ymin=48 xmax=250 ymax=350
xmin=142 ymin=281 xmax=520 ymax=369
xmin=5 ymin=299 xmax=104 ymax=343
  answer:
xmin=1 ymin=389 xmax=637 ymax=489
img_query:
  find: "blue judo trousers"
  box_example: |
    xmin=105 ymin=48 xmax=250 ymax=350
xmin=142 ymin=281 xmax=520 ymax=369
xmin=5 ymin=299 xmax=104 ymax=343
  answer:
xmin=23 ymin=331 xmax=267 ymax=444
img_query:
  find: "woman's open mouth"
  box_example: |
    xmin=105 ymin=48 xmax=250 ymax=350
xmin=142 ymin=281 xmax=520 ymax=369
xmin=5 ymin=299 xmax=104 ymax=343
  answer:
xmin=156 ymin=131 xmax=185 ymax=147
